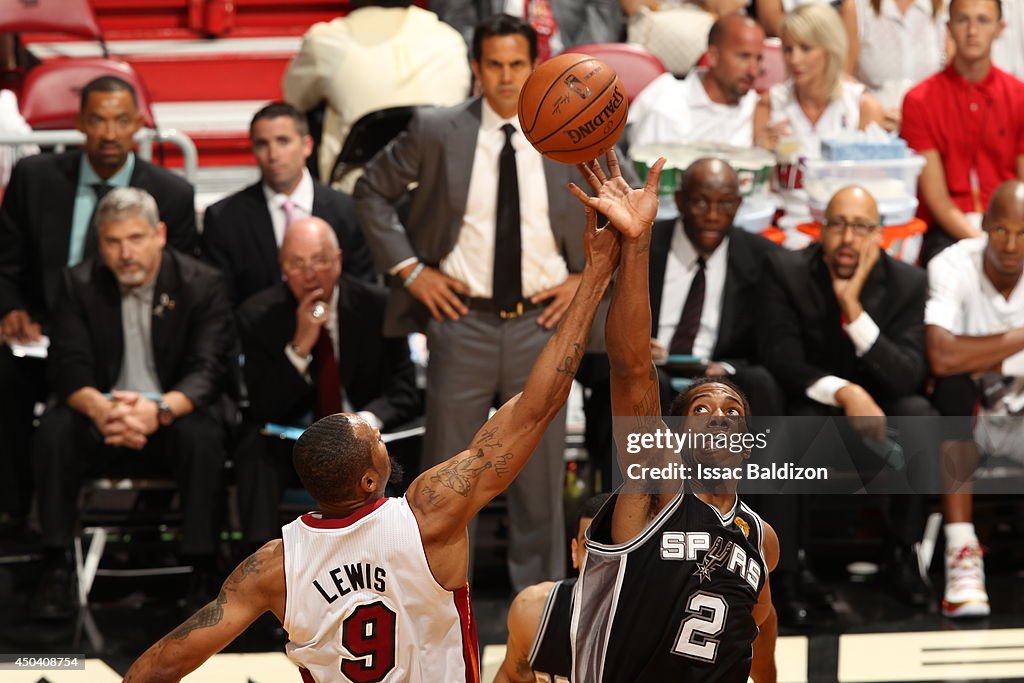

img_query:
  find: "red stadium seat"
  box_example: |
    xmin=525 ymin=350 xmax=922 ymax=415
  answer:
xmin=568 ymin=43 xmax=668 ymax=103
xmin=20 ymin=57 xmax=158 ymax=130
xmin=0 ymin=0 xmax=106 ymax=49
xmin=755 ymin=37 xmax=785 ymax=93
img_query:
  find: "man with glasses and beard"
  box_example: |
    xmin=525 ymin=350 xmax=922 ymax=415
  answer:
xmin=757 ymin=185 xmax=937 ymax=616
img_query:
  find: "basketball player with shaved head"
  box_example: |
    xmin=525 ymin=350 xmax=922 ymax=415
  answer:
xmin=123 ymin=197 xmax=623 ymax=681
xmin=568 ymin=151 xmax=779 ymax=682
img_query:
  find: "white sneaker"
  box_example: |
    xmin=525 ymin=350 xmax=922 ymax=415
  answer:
xmin=942 ymin=541 xmax=990 ymax=618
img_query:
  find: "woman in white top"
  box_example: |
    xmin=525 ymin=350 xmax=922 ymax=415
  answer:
xmin=854 ymin=0 xmax=950 ymax=124
xmin=753 ymin=2 xmax=886 ymax=159
xmin=756 ymin=0 xmax=858 ymax=74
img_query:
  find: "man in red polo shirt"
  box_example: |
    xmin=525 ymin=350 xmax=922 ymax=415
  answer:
xmin=902 ymin=0 xmax=1024 ymax=264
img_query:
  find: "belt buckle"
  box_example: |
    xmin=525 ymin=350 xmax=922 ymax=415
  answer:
xmin=499 ymin=301 xmax=524 ymax=319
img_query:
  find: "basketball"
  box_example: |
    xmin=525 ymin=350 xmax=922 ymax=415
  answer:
xmin=518 ymin=53 xmax=628 ymax=165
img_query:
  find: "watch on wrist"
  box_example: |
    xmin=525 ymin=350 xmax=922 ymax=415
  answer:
xmin=156 ymin=399 xmax=175 ymax=427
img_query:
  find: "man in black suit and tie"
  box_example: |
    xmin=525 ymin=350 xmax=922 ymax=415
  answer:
xmin=354 ymin=14 xmax=625 ymax=589
xmin=0 ymin=75 xmax=196 ymax=528
xmin=31 ymin=188 xmax=233 ymax=619
xmin=648 ymin=158 xmax=783 ymax=418
xmin=234 ymin=216 xmax=420 ymax=547
xmin=758 ymin=185 xmax=935 ymax=619
xmin=201 ymin=102 xmax=374 ymax=305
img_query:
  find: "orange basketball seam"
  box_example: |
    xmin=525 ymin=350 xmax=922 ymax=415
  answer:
xmin=519 ymin=54 xmax=592 ymax=135
xmin=529 ymin=77 xmax=620 ymax=147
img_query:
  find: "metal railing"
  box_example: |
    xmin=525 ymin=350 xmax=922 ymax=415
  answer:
xmin=0 ymin=128 xmax=199 ymax=183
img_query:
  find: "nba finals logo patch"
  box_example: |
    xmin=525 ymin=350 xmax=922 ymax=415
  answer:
xmin=734 ymin=517 xmax=750 ymax=538
xmin=564 ymin=74 xmax=591 ymax=99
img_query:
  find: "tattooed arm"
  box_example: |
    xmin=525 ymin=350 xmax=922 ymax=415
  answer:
xmin=408 ymin=203 xmax=620 ymax=590
xmin=570 ymin=152 xmax=674 ymax=544
xmin=123 ymin=541 xmax=285 ymax=682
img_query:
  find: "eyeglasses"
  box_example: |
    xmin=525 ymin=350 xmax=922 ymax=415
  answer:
xmin=689 ymin=198 xmax=741 ymax=214
xmin=282 ymin=254 xmax=335 ymax=274
xmin=822 ymin=220 xmax=878 ymax=236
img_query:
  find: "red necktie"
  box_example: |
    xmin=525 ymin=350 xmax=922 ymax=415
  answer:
xmin=313 ymin=327 xmax=343 ymax=418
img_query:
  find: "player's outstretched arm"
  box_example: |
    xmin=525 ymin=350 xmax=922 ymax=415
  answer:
xmin=494 ymin=581 xmax=556 ymax=683
xmin=571 ymin=151 xmax=674 ymax=543
xmin=407 ymin=207 xmax=619 ymax=563
xmin=751 ymin=521 xmax=780 ymax=683
xmin=123 ymin=541 xmax=285 ymax=683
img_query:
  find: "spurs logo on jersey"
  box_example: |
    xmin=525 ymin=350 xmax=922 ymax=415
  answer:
xmin=573 ymin=492 xmax=767 ymax=683
xmin=659 ymin=532 xmax=763 ymax=591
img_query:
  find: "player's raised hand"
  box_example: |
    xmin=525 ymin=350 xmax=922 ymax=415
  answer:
xmin=568 ymin=149 xmax=665 ymax=240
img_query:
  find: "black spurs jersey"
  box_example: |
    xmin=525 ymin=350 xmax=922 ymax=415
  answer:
xmin=571 ymin=491 xmax=767 ymax=683
xmin=529 ymin=578 xmax=576 ymax=683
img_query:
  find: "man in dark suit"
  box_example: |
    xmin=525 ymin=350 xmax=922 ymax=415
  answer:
xmin=235 ymin=216 xmax=420 ymax=546
xmin=31 ymin=188 xmax=233 ymax=619
xmin=758 ymin=185 xmax=935 ymax=619
xmin=353 ymin=15 xmax=622 ymax=589
xmin=648 ymin=158 xmax=783 ymax=418
xmin=0 ymin=75 xmax=196 ymax=527
xmin=201 ymin=102 xmax=374 ymax=306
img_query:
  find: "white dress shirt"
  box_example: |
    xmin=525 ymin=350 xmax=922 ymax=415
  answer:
xmin=283 ymin=285 xmax=382 ymax=428
xmin=262 ymin=168 xmax=315 ymax=247
xmin=628 ymin=70 xmax=758 ymax=148
xmin=656 ymin=222 xmax=729 ymax=360
xmin=854 ymin=0 xmax=947 ymax=103
xmin=440 ymin=99 xmax=568 ymax=299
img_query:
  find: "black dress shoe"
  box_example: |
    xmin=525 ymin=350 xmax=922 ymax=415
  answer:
xmin=29 ymin=566 xmax=76 ymax=620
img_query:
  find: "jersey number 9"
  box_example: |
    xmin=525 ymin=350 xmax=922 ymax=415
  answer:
xmin=340 ymin=601 xmax=398 ymax=682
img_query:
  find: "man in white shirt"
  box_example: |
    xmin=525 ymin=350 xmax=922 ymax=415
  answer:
xmin=354 ymin=15 xmax=618 ymax=590
xmin=628 ymin=15 xmax=765 ymax=149
xmin=282 ymin=0 xmax=470 ymax=184
xmin=201 ymin=102 xmax=373 ymax=305
xmin=924 ymin=180 xmax=1024 ymax=618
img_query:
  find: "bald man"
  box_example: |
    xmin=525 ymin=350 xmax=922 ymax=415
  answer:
xmin=234 ymin=216 xmax=420 ymax=548
xmin=649 ymin=157 xmax=783 ymax=418
xmin=628 ymin=14 xmax=766 ymax=148
xmin=758 ymin=185 xmax=936 ymax=616
xmin=924 ymin=180 xmax=1024 ymax=618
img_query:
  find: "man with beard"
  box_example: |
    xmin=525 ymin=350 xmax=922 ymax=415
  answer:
xmin=31 ymin=188 xmax=232 ymax=619
xmin=758 ymin=185 xmax=936 ymax=612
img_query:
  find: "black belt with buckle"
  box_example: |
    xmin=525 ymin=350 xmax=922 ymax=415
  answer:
xmin=461 ymin=296 xmax=543 ymax=319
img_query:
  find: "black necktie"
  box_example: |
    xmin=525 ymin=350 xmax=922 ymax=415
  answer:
xmin=83 ymin=182 xmax=113 ymax=261
xmin=493 ymin=123 xmax=522 ymax=311
xmin=669 ymin=256 xmax=706 ymax=355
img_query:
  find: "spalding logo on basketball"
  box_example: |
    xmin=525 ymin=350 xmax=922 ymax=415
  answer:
xmin=518 ymin=53 xmax=628 ymax=165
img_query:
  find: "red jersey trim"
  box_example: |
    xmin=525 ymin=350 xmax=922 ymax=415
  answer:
xmin=298 ymin=666 xmax=316 ymax=683
xmin=301 ymin=497 xmax=388 ymax=529
xmin=454 ymin=583 xmax=481 ymax=683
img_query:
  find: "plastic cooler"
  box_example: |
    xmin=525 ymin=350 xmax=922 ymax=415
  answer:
xmin=801 ymin=155 xmax=925 ymax=203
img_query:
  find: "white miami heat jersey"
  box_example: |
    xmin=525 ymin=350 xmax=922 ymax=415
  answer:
xmin=282 ymin=496 xmax=480 ymax=683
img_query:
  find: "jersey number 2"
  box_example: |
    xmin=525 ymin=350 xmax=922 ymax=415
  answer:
xmin=340 ymin=601 xmax=397 ymax=683
xmin=672 ymin=591 xmax=727 ymax=663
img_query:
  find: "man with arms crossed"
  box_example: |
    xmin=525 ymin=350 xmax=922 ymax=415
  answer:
xmin=569 ymin=152 xmax=778 ymax=683
xmin=123 ymin=201 xmax=621 ymax=681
